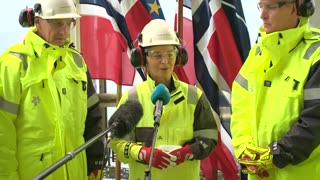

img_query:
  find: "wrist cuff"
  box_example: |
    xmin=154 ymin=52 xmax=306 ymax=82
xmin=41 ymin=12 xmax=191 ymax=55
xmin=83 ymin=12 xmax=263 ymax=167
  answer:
xmin=128 ymin=144 xmax=142 ymax=161
xmin=269 ymin=142 xmax=293 ymax=168
xmin=124 ymin=142 xmax=131 ymax=158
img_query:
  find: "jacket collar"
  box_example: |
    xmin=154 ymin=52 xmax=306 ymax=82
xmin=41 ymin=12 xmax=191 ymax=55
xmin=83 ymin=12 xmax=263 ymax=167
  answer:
xmin=23 ymin=27 xmax=73 ymax=58
xmin=255 ymin=17 xmax=309 ymax=65
xmin=146 ymin=73 xmax=180 ymax=93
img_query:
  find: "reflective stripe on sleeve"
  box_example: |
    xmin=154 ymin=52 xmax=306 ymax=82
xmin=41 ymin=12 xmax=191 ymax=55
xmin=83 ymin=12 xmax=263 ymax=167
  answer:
xmin=87 ymin=93 xmax=99 ymax=108
xmin=0 ymin=96 xmax=19 ymax=115
xmin=304 ymin=88 xmax=320 ymax=101
xmin=255 ymin=45 xmax=261 ymax=56
xmin=128 ymin=87 xmax=138 ymax=101
xmin=71 ymin=52 xmax=83 ymax=68
xmin=9 ymin=52 xmax=28 ymax=70
xmin=234 ymin=73 xmax=248 ymax=91
xmin=188 ymin=85 xmax=198 ymax=105
xmin=194 ymin=129 xmax=218 ymax=140
xmin=303 ymin=42 xmax=320 ymax=60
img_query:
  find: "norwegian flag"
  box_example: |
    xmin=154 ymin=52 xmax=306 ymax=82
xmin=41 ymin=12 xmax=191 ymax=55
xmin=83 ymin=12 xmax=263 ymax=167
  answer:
xmin=221 ymin=0 xmax=251 ymax=62
xmin=79 ymin=0 xmax=135 ymax=85
xmin=189 ymin=0 xmax=250 ymax=179
xmin=119 ymin=0 xmax=164 ymax=42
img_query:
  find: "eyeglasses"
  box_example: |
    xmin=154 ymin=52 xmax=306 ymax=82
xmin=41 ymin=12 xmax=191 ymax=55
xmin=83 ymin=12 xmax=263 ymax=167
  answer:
xmin=257 ymin=1 xmax=294 ymax=11
xmin=146 ymin=51 xmax=177 ymax=61
xmin=46 ymin=18 xmax=76 ymax=29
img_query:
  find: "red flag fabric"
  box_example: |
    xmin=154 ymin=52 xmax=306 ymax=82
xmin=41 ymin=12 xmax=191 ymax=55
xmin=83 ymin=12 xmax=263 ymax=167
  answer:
xmin=120 ymin=1 xmax=152 ymax=42
xmin=79 ymin=0 xmax=135 ymax=85
xmin=200 ymin=122 xmax=240 ymax=180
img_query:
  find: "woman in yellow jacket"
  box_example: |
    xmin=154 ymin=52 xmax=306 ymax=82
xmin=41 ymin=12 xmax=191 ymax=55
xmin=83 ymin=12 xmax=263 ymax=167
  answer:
xmin=0 ymin=0 xmax=104 ymax=179
xmin=231 ymin=1 xmax=320 ymax=179
xmin=111 ymin=19 xmax=219 ymax=180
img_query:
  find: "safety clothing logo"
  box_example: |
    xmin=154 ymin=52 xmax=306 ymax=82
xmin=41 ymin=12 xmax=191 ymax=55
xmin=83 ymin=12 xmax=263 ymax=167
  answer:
xmin=32 ymin=96 xmax=41 ymax=106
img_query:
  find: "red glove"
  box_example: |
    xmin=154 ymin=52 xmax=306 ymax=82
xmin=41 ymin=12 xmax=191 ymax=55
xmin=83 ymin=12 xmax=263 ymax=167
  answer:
xmin=169 ymin=145 xmax=194 ymax=166
xmin=88 ymin=169 xmax=102 ymax=180
xmin=241 ymin=154 xmax=270 ymax=178
xmin=139 ymin=146 xmax=176 ymax=169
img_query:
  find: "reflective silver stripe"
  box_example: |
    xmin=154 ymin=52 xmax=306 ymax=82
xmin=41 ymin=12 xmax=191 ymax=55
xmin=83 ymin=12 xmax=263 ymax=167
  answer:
xmin=88 ymin=93 xmax=99 ymax=108
xmin=194 ymin=129 xmax=218 ymax=140
xmin=71 ymin=52 xmax=83 ymax=68
xmin=303 ymin=42 xmax=320 ymax=60
xmin=255 ymin=45 xmax=261 ymax=56
xmin=9 ymin=52 xmax=28 ymax=70
xmin=187 ymin=85 xmax=198 ymax=105
xmin=234 ymin=73 xmax=248 ymax=90
xmin=312 ymin=31 xmax=320 ymax=36
xmin=0 ymin=96 xmax=19 ymax=114
xmin=304 ymin=88 xmax=320 ymax=101
xmin=128 ymin=87 xmax=138 ymax=101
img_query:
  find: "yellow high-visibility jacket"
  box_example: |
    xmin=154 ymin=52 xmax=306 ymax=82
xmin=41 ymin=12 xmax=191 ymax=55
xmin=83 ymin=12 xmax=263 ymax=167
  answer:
xmin=231 ymin=17 xmax=320 ymax=180
xmin=0 ymin=27 xmax=104 ymax=180
xmin=111 ymin=75 xmax=218 ymax=180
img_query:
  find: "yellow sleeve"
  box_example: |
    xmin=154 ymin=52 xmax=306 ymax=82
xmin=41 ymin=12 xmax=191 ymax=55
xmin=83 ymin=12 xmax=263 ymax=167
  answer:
xmin=230 ymin=71 xmax=254 ymax=159
xmin=0 ymin=52 xmax=22 ymax=178
xmin=110 ymin=91 xmax=143 ymax=163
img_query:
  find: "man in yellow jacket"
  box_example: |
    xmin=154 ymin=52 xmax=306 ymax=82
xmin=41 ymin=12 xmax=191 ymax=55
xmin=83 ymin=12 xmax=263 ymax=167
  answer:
xmin=111 ymin=19 xmax=219 ymax=180
xmin=0 ymin=0 xmax=104 ymax=179
xmin=231 ymin=0 xmax=320 ymax=179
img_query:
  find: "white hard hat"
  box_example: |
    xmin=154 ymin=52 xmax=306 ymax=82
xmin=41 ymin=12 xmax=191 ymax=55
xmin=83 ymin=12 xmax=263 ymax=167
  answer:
xmin=139 ymin=19 xmax=180 ymax=47
xmin=34 ymin=0 xmax=81 ymax=19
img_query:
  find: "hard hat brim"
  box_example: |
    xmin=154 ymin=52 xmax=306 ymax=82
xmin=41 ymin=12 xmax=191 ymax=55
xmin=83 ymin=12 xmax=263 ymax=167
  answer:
xmin=140 ymin=40 xmax=180 ymax=47
xmin=38 ymin=13 xmax=81 ymax=19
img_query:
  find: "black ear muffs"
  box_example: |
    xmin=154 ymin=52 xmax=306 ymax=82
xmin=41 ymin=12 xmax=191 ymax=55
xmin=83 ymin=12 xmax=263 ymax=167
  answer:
xmin=130 ymin=46 xmax=145 ymax=68
xmin=19 ymin=7 xmax=35 ymax=27
xmin=175 ymin=46 xmax=188 ymax=66
xmin=130 ymin=33 xmax=146 ymax=68
xmin=296 ymin=0 xmax=315 ymax=17
xmin=18 ymin=3 xmax=42 ymax=28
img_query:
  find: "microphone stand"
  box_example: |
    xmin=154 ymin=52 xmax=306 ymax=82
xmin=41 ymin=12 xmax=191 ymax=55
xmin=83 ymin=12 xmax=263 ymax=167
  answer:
xmin=33 ymin=126 xmax=113 ymax=180
xmin=144 ymin=100 xmax=163 ymax=180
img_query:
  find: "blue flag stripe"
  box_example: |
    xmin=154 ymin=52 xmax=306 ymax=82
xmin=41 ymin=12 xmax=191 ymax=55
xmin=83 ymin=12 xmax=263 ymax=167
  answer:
xmin=222 ymin=0 xmax=251 ymax=61
xmin=194 ymin=48 xmax=221 ymax=113
xmin=192 ymin=1 xmax=212 ymax=44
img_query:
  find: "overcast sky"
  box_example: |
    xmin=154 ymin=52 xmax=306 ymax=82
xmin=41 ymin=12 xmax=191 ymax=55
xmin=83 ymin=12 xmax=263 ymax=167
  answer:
xmin=0 ymin=0 xmax=261 ymax=54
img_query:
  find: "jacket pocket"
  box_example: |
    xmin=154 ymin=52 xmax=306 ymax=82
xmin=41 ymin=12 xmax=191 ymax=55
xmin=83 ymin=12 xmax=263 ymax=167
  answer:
xmin=18 ymin=151 xmax=53 ymax=180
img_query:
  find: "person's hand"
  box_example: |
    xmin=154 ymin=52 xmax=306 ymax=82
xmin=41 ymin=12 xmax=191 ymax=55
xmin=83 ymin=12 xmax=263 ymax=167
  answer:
xmin=238 ymin=144 xmax=274 ymax=178
xmin=169 ymin=145 xmax=194 ymax=166
xmin=88 ymin=169 xmax=103 ymax=180
xmin=240 ymin=155 xmax=270 ymax=178
xmin=139 ymin=146 xmax=177 ymax=169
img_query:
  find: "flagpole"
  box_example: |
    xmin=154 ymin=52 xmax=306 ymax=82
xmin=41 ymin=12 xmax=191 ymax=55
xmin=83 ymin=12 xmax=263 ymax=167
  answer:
xmin=72 ymin=0 xmax=81 ymax=51
xmin=176 ymin=1 xmax=219 ymax=179
xmin=177 ymin=0 xmax=183 ymax=39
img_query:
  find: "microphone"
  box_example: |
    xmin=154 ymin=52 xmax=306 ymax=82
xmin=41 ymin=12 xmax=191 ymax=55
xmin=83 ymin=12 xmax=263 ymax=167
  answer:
xmin=144 ymin=84 xmax=170 ymax=179
xmin=151 ymin=84 xmax=170 ymax=125
xmin=108 ymin=100 xmax=143 ymax=138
